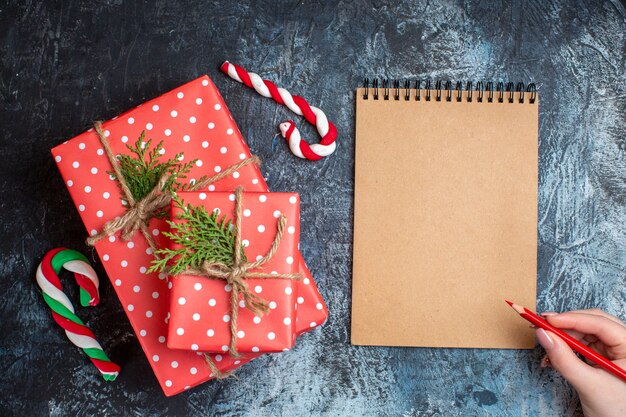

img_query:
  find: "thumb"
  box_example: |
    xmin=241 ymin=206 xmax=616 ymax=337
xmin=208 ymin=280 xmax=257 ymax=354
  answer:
xmin=536 ymin=328 xmax=596 ymax=389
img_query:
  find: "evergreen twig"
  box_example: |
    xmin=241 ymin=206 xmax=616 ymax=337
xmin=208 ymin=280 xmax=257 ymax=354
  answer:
xmin=111 ymin=131 xmax=200 ymax=208
xmin=148 ymin=198 xmax=246 ymax=275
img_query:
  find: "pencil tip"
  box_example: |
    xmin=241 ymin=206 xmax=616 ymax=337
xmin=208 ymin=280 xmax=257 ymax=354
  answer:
xmin=505 ymin=300 xmax=525 ymax=314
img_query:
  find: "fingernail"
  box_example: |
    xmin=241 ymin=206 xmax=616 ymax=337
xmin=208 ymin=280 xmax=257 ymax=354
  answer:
xmin=536 ymin=328 xmax=554 ymax=350
xmin=540 ymin=312 xmax=558 ymax=317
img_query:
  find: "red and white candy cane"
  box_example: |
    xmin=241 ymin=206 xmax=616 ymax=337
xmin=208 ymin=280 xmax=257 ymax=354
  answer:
xmin=36 ymin=248 xmax=120 ymax=381
xmin=221 ymin=61 xmax=337 ymax=161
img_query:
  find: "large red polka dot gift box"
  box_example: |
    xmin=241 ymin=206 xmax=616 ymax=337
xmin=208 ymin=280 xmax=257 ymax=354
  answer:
xmin=50 ymin=75 xmax=328 ymax=396
xmin=166 ymin=191 xmax=301 ymax=354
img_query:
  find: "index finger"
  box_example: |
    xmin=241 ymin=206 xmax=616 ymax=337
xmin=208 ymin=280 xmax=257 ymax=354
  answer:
xmin=545 ymin=312 xmax=626 ymax=348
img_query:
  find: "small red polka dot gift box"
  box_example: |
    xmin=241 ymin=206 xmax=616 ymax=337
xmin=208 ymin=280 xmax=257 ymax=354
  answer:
xmin=50 ymin=74 xmax=328 ymax=396
xmin=166 ymin=191 xmax=301 ymax=354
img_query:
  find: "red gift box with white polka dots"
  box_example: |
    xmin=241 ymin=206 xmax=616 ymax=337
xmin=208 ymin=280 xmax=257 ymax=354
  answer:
xmin=50 ymin=75 xmax=328 ymax=396
xmin=168 ymin=191 xmax=300 ymax=353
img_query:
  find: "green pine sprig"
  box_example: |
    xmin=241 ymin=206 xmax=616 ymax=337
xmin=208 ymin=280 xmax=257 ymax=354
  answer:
xmin=148 ymin=198 xmax=247 ymax=275
xmin=112 ymin=131 xmax=205 ymax=204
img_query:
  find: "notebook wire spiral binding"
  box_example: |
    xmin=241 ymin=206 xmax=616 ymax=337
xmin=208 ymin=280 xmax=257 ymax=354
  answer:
xmin=362 ymin=78 xmax=536 ymax=104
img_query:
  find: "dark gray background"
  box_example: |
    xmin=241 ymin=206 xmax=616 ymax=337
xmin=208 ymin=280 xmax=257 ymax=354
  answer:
xmin=1 ymin=1 xmax=624 ymax=416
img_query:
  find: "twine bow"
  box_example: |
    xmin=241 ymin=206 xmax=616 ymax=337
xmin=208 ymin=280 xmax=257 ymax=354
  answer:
xmin=180 ymin=187 xmax=302 ymax=358
xmin=86 ymin=121 xmax=260 ymax=252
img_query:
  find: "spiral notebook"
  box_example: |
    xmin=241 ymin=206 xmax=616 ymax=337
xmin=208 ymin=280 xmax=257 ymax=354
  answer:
xmin=351 ymin=81 xmax=538 ymax=349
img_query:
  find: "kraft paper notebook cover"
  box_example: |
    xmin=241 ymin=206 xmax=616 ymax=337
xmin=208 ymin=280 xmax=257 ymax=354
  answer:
xmin=352 ymin=81 xmax=538 ymax=349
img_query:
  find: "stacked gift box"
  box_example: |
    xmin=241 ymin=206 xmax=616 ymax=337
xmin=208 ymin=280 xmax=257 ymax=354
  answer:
xmin=51 ymin=75 xmax=327 ymax=396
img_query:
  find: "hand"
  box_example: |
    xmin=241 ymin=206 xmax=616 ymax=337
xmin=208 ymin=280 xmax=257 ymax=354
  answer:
xmin=535 ymin=309 xmax=626 ymax=417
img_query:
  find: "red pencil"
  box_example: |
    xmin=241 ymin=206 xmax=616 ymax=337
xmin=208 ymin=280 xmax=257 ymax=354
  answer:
xmin=505 ymin=300 xmax=626 ymax=382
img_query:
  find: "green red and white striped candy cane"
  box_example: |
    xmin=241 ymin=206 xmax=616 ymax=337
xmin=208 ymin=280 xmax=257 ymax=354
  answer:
xmin=36 ymin=248 xmax=120 ymax=381
xmin=221 ymin=61 xmax=337 ymax=161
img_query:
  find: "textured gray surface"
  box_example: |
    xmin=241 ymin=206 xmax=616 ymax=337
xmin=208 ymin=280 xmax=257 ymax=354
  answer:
xmin=1 ymin=0 xmax=625 ymax=416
